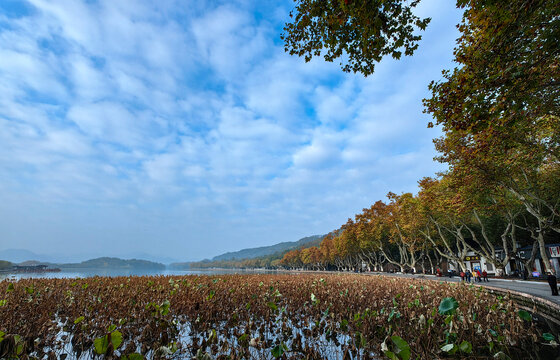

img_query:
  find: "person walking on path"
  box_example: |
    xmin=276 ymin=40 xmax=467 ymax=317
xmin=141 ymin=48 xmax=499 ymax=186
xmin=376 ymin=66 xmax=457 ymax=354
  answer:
xmin=547 ymin=272 xmax=559 ymax=296
xmin=466 ymin=270 xmax=472 ymax=283
xmin=482 ymin=270 xmax=488 ymax=282
xmin=460 ymin=271 xmax=465 ymax=282
xmin=475 ymin=269 xmax=482 ymax=282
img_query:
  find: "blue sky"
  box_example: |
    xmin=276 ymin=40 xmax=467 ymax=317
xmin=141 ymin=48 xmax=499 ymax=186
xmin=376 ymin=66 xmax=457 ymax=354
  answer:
xmin=0 ymin=0 xmax=462 ymax=263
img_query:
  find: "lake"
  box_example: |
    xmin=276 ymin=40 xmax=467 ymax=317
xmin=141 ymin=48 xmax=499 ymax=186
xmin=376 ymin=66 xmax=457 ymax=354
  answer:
xmin=0 ymin=268 xmax=278 ymax=280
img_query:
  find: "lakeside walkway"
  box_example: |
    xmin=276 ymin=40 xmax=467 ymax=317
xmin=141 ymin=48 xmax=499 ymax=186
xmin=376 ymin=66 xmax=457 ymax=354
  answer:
xmin=374 ymin=272 xmax=560 ymax=305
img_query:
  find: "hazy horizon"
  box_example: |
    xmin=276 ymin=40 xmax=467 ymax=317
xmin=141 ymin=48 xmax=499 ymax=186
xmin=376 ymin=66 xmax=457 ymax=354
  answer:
xmin=0 ymin=232 xmax=322 ymax=263
xmin=1 ymin=1 xmax=462 ymax=261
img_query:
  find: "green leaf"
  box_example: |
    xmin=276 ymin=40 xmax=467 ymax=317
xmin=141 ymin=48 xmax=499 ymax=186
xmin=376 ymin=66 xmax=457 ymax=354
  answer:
xmin=238 ymin=333 xmax=249 ymax=347
xmin=107 ymin=324 xmax=117 ymax=332
xmin=0 ymin=300 xmax=6 ymax=307
xmin=14 ymin=335 xmax=24 ymax=355
xmin=355 ymin=331 xmax=366 ymax=349
xmin=160 ymin=300 xmax=170 ymax=315
xmin=165 ymin=342 xmax=178 ymax=354
xmin=459 ymin=340 xmax=472 ymax=354
xmin=74 ymin=316 xmax=85 ymax=324
xmin=388 ymin=308 xmax=401 ymax=322
xmin=267 ymin=301 xmax=278 ymax=311
xmin=94 ymin=335 xmax=109 ymax=355
xmin=207 ymin=329 xmax=217 ymax=344
xmin=391 ymin=336 xmax=410 ymax=360
xmin=438 ymin=297 xmax=459 ymax=315
xmin=123 ymin=353 xmax=144 ymax=360
xmin=383 ymin=350 xmax=399 ymax=360
xmin=543 ymin=333 xmax=556 ymax=342
xmin=271 ymin=343 xmax=285 ymax=358
xmin=340 ymin=319 xmax=348 ymax=331
xmin=488 ymin=329 xmax=498 ymax=337
xmin=518 ymin=310 xmax=532 ymax=322
xmin=6 ymin=283 xmax=14 ymax=292
xmin=111 ymin=330 xmax=123 ymax=349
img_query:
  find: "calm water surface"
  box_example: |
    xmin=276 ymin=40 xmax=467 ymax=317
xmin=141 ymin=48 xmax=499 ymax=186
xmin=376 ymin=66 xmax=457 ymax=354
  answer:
xmin=0 ymin=268 xmax=277 ymax=280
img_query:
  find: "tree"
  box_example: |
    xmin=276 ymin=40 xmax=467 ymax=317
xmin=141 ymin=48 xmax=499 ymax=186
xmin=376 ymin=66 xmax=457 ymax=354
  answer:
xmin=319 ymin=233 xmax=339 ymax=269
xmin=431 ymin=118 xmax=560 ymax=273
xmin=417 ymin=177 xmax=472 ymax=271
xmin=423 ymin=0 xmax=560 ymax=273
xmin=386 ymin=192 xmax=425 ymax=272
xmin=281 ymin=0 xmax=430 ymax=76
xmin=424 ymin=0 xmax=559 ymax=133
xmin=355 ymin=200 xmax=393 ymax=270
xmin=280 ymin=249 xmax=303 ymax=269
xmin=301 ymin=247 xmax=324 ymax=269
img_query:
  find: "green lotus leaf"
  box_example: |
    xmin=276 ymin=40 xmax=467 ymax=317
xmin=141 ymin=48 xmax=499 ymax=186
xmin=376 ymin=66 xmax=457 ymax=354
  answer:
xmin=438 ymin=297 xmax=459 ymax=315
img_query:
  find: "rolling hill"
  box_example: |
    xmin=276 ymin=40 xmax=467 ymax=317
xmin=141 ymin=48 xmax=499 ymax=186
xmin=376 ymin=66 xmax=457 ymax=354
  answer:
xmin=211 ymin=235 xmax=325 ymax=261
xmin=60 ymin=257 xmax=165 ymax=270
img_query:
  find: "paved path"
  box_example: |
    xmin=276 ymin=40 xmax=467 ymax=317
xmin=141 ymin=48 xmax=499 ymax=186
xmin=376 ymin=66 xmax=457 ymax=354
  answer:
xmin=374 ymin=272 xmax=560 ymax=305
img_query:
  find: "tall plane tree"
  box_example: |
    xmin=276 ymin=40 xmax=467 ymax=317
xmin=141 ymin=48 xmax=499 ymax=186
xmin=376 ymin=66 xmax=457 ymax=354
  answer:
xmin=282 ymin=0 xmax=430 ymax=76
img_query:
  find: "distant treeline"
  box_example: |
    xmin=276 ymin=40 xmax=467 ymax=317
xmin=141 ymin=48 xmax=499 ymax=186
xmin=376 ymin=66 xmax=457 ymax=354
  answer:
xmin=60 ymin=257 xmax=165 ymax=270
xmin=187 ymin=253 xmax=285 ymax=269
xmin=0 ymin=257 xmax=165 ymax=271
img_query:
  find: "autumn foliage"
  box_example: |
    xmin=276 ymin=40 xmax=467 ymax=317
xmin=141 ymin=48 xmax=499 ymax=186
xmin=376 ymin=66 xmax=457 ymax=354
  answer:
xmin=280 ymin=0 xmax=560 ymax=276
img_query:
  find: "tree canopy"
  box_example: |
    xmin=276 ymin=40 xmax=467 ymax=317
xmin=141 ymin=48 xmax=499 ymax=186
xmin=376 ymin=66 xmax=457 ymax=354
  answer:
xmin=277 ymin=0 xmax=560 ymax=275
xmin=281 ymin=0 xmax=430 ymax=76
xmin=424 ymin=0 xmax=560 ymax=133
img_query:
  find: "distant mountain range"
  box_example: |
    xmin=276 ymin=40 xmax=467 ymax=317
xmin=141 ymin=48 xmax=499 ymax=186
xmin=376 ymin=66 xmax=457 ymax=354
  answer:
xmin=60 ymin=257 xmax=165 ymax=270
xmin=0 ymin=255 xmax=165 ymax=271
xmin=169 ymin=234 xmax=325 ymax=270
xmin=0 ymin=249 xmax=179 ymax=265
xmin=211 ymin=235 xmax=325 ymax=261
xmin=0 ymin=249 xmax=52 ymax=263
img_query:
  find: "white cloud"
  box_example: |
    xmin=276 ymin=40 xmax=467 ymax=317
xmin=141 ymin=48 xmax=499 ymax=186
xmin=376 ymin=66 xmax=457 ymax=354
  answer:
xmin=0 ymin=0 xmax=462 ymax=260
xmin=70 ymin=55 xmax=112 ymax=101
xmin=191 ymin=4 xmax=270 ymax=80
xmin=0 ymin=48 xmax=66 ymax=97
xmin=67 ymin=102 xmax=139 ymax=145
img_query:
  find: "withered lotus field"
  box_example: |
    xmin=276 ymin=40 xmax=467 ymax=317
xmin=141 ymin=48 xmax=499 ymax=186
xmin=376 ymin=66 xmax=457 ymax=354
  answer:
xmin=0 ymin=274 xmax=554 ymax=359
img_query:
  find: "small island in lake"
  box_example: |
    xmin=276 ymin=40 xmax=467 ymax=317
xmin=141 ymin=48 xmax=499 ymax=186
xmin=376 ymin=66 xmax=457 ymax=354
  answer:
xmin=0 ymin=257 xmax=165 ymax=275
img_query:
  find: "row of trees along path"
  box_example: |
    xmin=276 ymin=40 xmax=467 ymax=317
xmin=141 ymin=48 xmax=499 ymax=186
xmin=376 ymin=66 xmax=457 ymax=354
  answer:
xmin=279 ymin=0 xmax=560 ymax=276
